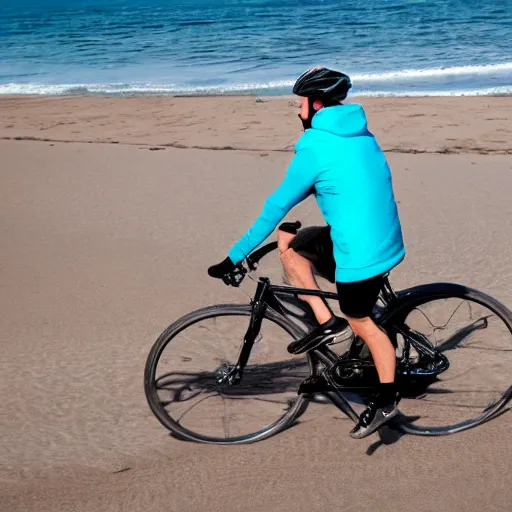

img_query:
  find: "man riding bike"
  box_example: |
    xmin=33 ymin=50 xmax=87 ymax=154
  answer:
xmin=208 ymin=67 xmax=406 ymax=438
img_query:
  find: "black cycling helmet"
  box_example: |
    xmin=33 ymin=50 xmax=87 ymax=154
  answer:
xmin=293 ymin=67 xmax=352 ymax=103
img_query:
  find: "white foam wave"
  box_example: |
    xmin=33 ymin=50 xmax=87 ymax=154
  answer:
xmin=0 ymin=81 xmax=289 ymax=95
xmin=0 ymin=83 xmax=182 ymax=95
xmin=351 ymin=62 xmax=512 ymax=82
xmin=353 ymin=86 xmax=512 ymax=97
xmin=1 ymin=61 xmax=511 ymax=96
xmin=1 ymin=72 xmax=511 ymax=98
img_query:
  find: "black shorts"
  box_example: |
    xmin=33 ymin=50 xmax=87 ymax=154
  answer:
xmin=288 ymin=225 xmax=384 ymax=319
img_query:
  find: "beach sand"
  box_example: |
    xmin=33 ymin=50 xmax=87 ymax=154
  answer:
xmin=1 ymin=96 xmax=512 ymax=511
xmin=2 ymin=95 xmax=511 ymax=154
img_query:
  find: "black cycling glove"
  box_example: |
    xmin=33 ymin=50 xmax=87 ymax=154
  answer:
xmin=208 ymin=257 xmax=246 ymax=287
xmin=208 ymin=257 xmax=236 ymax=278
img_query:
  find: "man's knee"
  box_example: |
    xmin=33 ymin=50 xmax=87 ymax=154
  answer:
xmin=278 ymin=229 xmax=296 ymax=253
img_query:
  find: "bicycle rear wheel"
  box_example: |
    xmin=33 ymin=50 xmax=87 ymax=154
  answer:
xmin=386 ymin=284 xmax=512 ymax=435
xmin=144 ymin=304 xmax=310 ymax=444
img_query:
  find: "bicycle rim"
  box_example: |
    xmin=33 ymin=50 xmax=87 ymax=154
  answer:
xmin=388 ymin=287 xmax=512 ymax=434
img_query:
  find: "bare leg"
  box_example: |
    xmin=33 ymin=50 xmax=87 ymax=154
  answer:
xmin=347 ymin=316 xmax=396 ymax=383
xmin=278 ymin=229 xmax=332 ymax=325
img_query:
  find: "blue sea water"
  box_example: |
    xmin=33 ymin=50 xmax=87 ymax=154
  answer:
xmin=0 ymin=0 xmax=511 ymax=96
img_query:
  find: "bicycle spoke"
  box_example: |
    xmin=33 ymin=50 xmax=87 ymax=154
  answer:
xmin=221 ymin=394 xmax=230 ymax=439
xmin=146 ymin=306 xmax=309 ymax=442
xmin=176 ymin=392 xmax=219 ymax=424
xmin=396 ymin=294 xmax=512 ymax=431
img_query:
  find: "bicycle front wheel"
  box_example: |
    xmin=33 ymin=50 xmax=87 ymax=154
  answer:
xmin=144 ymin=304 xmax=310 ymax=444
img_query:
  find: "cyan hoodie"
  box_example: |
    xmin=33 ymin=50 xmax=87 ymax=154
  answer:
xmin=228 ymin=104 xmax=405 ymax=283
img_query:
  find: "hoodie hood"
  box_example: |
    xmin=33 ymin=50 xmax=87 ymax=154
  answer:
xmin=311 ymin=103 xmax=368 ymax=137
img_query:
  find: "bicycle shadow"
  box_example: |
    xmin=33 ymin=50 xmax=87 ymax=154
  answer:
xmin=156 ymin=358 xmax=311 ymax=401
xmin=155 ymin=358 xmax=312 ymax=442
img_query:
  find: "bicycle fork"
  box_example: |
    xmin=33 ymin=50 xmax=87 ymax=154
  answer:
xmin=218 ymin=279 xmax=270 ymax=386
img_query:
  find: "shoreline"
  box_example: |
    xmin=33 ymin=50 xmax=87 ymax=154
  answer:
xmin=2 ymin=91 xmax=512 ymax=99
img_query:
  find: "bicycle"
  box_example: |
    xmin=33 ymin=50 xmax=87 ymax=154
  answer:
xmin=144 ymin=221 xmax=512 ymax=444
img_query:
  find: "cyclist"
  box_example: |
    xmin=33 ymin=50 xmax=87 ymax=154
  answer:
xmin=208 ymin=67 xmax=406 ymax=438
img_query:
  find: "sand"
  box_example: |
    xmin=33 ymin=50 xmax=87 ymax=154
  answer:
xmin=1 ymin=95 xmax=511 ymax=154
xmin=1 ymin=96 xmax=511 ymax=511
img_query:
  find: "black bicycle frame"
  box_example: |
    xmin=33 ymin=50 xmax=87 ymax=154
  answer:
xmin=231 ymin=274 xmax=455 ymax=419
xmin=232 ymin=279 xmax=270 ymax=380
xmin=231 ymin=277 xmax=370 ymax=421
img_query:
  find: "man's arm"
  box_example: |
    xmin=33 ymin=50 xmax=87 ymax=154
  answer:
xmin=227 ymin=148 xmax=318 ymax=264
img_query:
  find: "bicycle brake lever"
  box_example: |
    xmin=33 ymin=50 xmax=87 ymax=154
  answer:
xmin=246 ymin=256 xmax=258 ymax=271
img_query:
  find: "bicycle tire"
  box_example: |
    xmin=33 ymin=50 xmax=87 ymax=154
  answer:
xmin=382 ymin=283 xmax=512 ymax=436
xmin=144 ymin=304 xmax=310 ymax=444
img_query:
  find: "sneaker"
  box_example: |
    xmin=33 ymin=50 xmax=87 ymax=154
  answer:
xmin=287 ymin=316 xmax=352 ymax=355
xmin=350 ymin=398 xmax=399 ymax=439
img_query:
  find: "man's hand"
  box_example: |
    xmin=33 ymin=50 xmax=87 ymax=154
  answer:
xmin=208 ymin=257 xmax=236 ymax=278
xmin=208 ymin=257 xmax=246 ymax=287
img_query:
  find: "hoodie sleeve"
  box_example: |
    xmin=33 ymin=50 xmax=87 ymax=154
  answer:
xmin=228 ymin=148 xmax=318 ymax=264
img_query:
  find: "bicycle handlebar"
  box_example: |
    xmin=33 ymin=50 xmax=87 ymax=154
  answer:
xmin=246 ymin=242 xmax=278 ymax=270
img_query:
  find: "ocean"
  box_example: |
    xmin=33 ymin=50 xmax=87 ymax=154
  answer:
xmin=1 ymin=0 xmax=511 ymax=96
